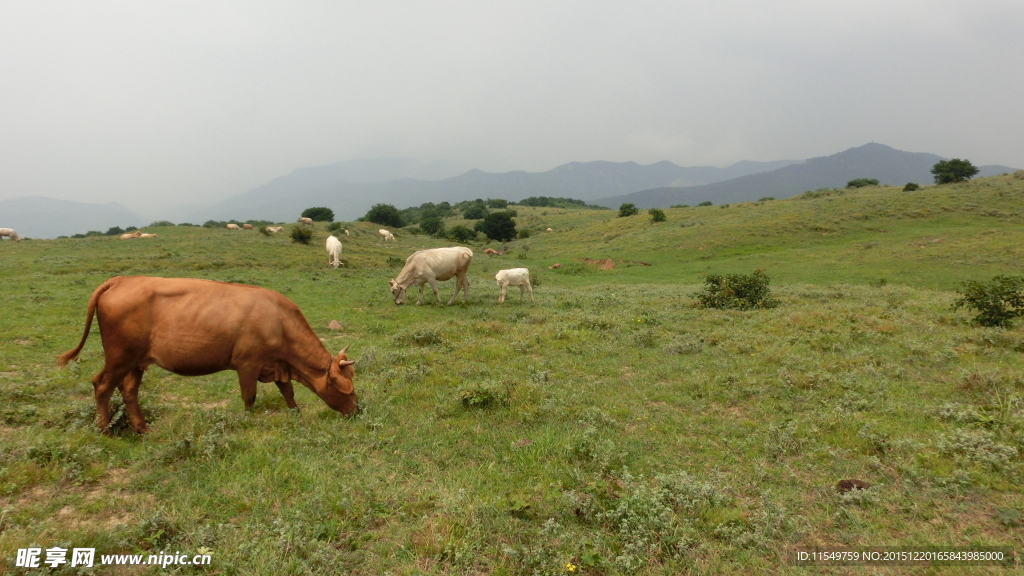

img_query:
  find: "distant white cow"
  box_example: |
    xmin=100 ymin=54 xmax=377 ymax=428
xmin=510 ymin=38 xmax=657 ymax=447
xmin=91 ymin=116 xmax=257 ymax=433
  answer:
xmin=378 ymin=229 xmax=395 ymax=242
xmin=267 ymin=226 xmax=284 ymax=233
xmin=119 ymin=231 xmax=142 ymax=239
xmin=546 ymin=227 xmax=554 ymax=232
xmin=139 ymin=233 xmax=158 ymax=238
xmin=344 ymin=229 xmax=350 ymax=236
xmin=300 ymin=217 xmax=314 ymax=226
xmin=496 ymin=268 xmax=534 ymax=303
xmin=226 ymin=224 xmax=241 ymax=230
xmin=0 ymin=228 xmax=21 ymax=242
xmin=389 ymin=247 xmax=473 ymax=305
xmin=326 ymin=235 xmax=342 ymax=268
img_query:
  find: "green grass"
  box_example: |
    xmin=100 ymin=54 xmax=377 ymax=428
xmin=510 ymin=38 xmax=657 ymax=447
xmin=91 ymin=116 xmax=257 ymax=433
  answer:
xmin=2 ymin=176 xmax=1024 ymax=574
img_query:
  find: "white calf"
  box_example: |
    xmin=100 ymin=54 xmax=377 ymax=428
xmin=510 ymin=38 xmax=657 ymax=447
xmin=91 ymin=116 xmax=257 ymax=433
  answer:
xmin=495 ymin=268 xmax=534 ymax=303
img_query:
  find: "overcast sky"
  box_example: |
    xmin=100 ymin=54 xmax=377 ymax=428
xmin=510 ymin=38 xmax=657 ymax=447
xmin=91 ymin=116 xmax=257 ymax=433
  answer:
xmin=2 ymin=1 xmax=1022 ymax=216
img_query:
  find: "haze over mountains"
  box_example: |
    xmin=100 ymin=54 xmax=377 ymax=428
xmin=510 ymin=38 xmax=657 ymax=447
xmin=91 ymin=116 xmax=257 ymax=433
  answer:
xmin=3 ymin=144 xmax=1019 ymax=238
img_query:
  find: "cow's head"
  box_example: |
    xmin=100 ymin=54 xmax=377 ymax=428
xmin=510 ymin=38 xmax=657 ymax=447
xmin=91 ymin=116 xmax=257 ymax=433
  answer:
xmin=318 ymin=345 xmax=357 ymax=415
xmin=389 ymin=279 xmax=406 ymax=305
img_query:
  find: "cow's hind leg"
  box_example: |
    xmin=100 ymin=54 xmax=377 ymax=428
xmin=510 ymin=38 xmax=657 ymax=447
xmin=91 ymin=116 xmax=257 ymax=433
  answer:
xmin=91 ymin=370 xmax=122 ymax=433
xmin=276 ymin=381 xmax=298 ymax=409
xmin=118 ymin=367 xmax=149 ymax=433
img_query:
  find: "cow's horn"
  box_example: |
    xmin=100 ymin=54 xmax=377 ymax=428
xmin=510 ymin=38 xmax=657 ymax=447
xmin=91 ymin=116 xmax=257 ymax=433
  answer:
xmin=338 ymin=360 xmax=355 ymax=367
xmin=338 ymin=344 xmax=350 ymax=355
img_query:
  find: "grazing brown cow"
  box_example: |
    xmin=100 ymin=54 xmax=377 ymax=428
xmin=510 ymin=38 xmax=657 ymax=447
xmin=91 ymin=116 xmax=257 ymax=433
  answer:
xmin=243 ymin=223 xmax=254 ymax=230
xmin=57 ymin=276 xmax=357 ymax=433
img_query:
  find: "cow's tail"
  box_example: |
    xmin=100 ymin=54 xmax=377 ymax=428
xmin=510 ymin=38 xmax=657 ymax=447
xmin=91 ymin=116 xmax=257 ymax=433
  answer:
xmin=57 ymin=278 xmax=117 ymax=366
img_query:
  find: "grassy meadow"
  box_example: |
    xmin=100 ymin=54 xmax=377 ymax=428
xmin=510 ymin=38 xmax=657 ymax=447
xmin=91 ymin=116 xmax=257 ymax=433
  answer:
xmin=2 ymin=175 xmax=1024 ymax=574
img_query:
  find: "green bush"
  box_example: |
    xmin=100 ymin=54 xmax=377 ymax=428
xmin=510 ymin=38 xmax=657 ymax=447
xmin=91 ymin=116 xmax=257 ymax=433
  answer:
xmin=301 ymin=207 xmax=335 ymax=222
xmin=1013 ymin=170 xmax=1024 ymax=180
xmin=618 ymin=203 xmax=639 ymax=217
xmin=447 ymin=225 xmax=477 ymax=243
xmin=847 ymin=178 xmax=879 ymax=188
xmin=648 ymin=208 xmax=666 ymax=223
xmin=932 ymin=159 xmax=979 ymax=184
xmin=670 ymin=204 xmax=690 ymax=208
xmin=477 ymin=211 xmax=517 ymax=241
xmin=149 ymin=220 xmax=175 ymax=227
xmin=364 ymin=203 xmax=405 ymax=227
xmin=952 ymin=275 xmax=1024 ymax=327
xmin=419 ymin=217 xmax=445 ymax=237
xmin=517 ymin=228 xmax=531 ymax=239
xmin=758 ymin=197 xmax=775 ymax=201
xmin=462 ymin=204 xmax=488 ymax=220
xmin=326 ymin=221 xmax=341 ymax=232
xmin=695 ymin=270 xmax=779 ymax=310
xmin=698 ymin=201 xmax=712 ymax=207
xmin=903 ymin=182 xmax=920 ymax=191
xmin=486 ymin=198 xmax=508 ymax=209
xmin=290 ymin=226 xmax=313 ymax=245
xmin=104 ymin=226 xmax=124 ymax=236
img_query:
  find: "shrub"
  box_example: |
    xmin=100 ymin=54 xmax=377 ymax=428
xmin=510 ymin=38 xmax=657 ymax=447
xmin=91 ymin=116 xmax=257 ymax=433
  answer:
xmin=1013 ymin=170 xmax=1024 ymax=180
xmin=326 ymin=221 xmax=341 ymax=232
xmin=618 ymin=203 xmax=639 ymax=217
xmin=758 ymin=196 xmax=775 ymax=201
xmin=301 ymin=207 xmax=334 ymax=222
xmin=648 ymin=208 xmax=666 ymax=223
xmin=447 ymin=225 xmax=477 ymax=243
xmin=477 ymin=211 xmax=517 ymax=242
xmin=290 ymin=226 xmax=313 ymax=245
xmin=670 ymin=204 xmax=690 ymax=208
xmin=847 ymin=178 xmax=879 ymax=188
xmin=462 ymin=204 xmax=488 ymax=220
xmin=517 ymin=228 xmax=531 ymax=239
xmin=932 ymin=158 xmax=979 ymax=184
xmin=903 ymin=182 xmax=920 ymax=191
xmin=458 ymin=381 xmax=509 ymax=409
xmin=486 ymin=198 xmax=508 ymax=209
xmin=364 ymin=203 xmax=405 ymax=227
xmin=695 ymin=269 xmax=779 ymax=310
xmin=149 ymin=220 xmax=175 ymax=227
xmin=952 ymin=275 xmax=1024 ymax=327
xmin=698 ymin=201 xmax=713 ymax=206
xmin=177 ymin=222 xmax=195 ymax=227
xmin=104 ymin=226 xmax=124 ymax=236
xmin=419 ymin=217 xmax=445 ymax=237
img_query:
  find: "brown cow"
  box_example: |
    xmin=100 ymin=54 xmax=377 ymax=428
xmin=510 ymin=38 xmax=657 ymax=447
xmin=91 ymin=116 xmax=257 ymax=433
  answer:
xmin=243 ymin=223 xmax=254 ymax=230
xmin=57 ymin=276 xmax=357 ymax=433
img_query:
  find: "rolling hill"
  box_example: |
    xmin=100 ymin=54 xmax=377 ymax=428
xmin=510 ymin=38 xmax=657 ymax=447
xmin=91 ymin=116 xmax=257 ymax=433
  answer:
xmin=595 ymin=143 xmax=1020 ymax=208
xmin=0 ymin=196 xmax=144 ymax=239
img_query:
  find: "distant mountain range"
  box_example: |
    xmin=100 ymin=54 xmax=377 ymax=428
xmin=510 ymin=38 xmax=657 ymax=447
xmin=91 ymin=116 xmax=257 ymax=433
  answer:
xmin=4 ymin=144 xmax=1019 ymax=238
xmin=0 ymin=196 xmax=143 ymax=239
xmin=196 ymin=157 xmax=800 ymax=223
xmin=594 ymin=143 xmax=1019 ymax=208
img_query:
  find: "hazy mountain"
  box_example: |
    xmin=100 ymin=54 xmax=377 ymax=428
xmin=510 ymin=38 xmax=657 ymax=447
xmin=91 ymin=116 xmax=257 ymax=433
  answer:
xmin=0 ymin=196 xmax=144 ymax=239
xmin=595 ymin=143 xmax=1021 ymax=208
xmin=197 ymin=158 xmax=799 ymax=222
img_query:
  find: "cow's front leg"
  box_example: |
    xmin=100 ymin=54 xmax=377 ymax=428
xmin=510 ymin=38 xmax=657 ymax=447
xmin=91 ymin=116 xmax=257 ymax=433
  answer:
xmin=276 ymin=381 xmax=298 ymax=409
xmin=498 ymin=284 xmax=506 ymax=304
xmin=237 ymin=367 xmax=259 ymax=409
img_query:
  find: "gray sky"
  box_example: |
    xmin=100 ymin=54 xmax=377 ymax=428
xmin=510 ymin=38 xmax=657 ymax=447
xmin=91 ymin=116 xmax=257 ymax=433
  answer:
xmin=2 ymin=1 xmax=1022 ymax=217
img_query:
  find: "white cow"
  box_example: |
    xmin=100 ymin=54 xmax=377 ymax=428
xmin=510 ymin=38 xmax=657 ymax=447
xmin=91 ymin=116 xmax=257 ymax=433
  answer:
xmin=496 ymin=268 xmax=534 ymax=303
xmin=139 ymin=233 xmax=158 ymax=238
xmin=300 ymin=217 xmax=314 ymax=226
xmin=119 ymin=231 xmax=142 ymax=239
xmin=378 ymin=229 xmax=395 ymax=242
xmin=0 ymin=228 xmax=21 ymax=241
xmin=267 ymin=226 xmax=284 ymax=233
xmin=226 ymin=224 xmax=241 ymax=230
xmin=326 ymin=235 xmax=342 ymax=268
xmin=389 ymin=247 xmax=473 ymax=305
xmin=344 ymin=229 xmax=350 ymax=236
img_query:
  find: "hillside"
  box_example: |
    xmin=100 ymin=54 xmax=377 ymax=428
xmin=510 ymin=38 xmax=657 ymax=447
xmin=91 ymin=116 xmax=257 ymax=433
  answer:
xmin=197 ymin=158 xmax=799 ymax=223
xmin=0 ymin=196 xmax=144 ymax=239
xmin=596 ymin=143 xmax=1020 ymax=208
xmin=2 ymin=174 xmax=1023 ymax=574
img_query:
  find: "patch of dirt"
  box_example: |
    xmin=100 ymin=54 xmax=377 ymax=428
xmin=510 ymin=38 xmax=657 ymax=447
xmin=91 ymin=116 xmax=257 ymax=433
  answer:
xmin=578 ymin=258 xmax=616 ymax=270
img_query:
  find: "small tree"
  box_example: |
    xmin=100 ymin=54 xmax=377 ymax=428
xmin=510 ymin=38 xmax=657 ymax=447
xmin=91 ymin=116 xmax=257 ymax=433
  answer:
xmin=486 ymin=198 xmax=508 ymax=209
xmin=618 ymin=203 xmax=639 ymax=217
xmin=104 ymin=226 xmax=124 ymax=236
xmin=478 ymin=211 xmax=517 ymax=241
xmin=420 ymin=216 xmax=446 ymax=237
xmin=302 ymin=207 xmax=335 ymax=222
xmin=698 ymin=201 xmax=713 ymax=207
xmin=953 ymin=275 xmax=1024 ymax=327
xmin=364 ymin=203 xmax=405 ymax=227
xmin=463 ymin=204 xmax=488 ymax=220
xmin=447 ymin=225 xmax=477 ymax=243
xmin=932 ymin=159 xmax=979 ymax=184
xmin=847 ymin=178 xmax=879 ymax=188
xmin=649 ymin=208 xmax=666 ymax=223
xmin=903 ymin=183 xmax=920 ymax=191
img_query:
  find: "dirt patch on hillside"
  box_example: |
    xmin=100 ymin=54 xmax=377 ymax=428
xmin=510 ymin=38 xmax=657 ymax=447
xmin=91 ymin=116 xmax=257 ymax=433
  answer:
xmin=577 ymin=258 xmax=651 ymax=270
